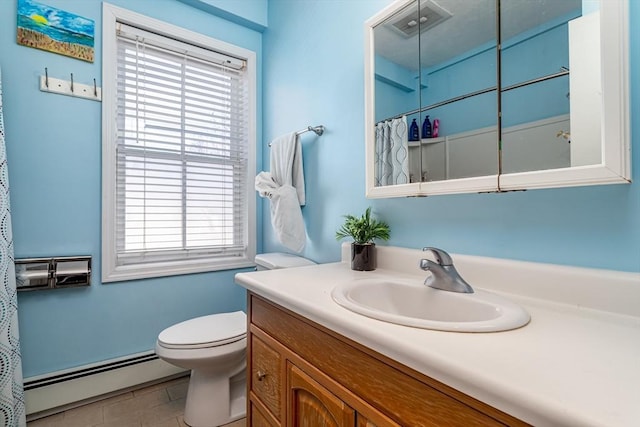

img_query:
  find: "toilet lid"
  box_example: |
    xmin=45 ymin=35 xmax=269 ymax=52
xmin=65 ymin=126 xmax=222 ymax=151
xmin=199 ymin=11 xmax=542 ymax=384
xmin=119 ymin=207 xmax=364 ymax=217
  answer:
xmin=158 ymin=311 xmax=246 ymax=349
xmin=255 ymin=252 xmax=316 ymax=269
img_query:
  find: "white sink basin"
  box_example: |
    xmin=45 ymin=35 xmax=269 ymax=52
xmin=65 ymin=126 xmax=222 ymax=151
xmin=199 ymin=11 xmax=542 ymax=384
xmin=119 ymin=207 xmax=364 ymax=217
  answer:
xmin=331 ymin=278 xmax=530 ymax=332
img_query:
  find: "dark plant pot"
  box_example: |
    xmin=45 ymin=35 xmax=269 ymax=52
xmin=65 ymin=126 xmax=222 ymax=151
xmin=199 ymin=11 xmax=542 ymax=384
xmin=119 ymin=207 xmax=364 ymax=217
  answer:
xmin=351 ymin=243 xmax=376 ymax=271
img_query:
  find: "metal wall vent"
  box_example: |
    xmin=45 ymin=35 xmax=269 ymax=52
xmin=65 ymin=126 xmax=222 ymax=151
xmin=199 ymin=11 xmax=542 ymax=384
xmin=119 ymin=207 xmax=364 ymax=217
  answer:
xmin=389 ymin=0 xmax=453 ymax=38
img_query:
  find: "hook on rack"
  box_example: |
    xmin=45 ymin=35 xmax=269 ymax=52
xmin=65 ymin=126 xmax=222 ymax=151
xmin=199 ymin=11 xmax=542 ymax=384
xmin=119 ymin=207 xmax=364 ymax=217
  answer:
xmin=70 ymin=73 xmax=74 ymax=93
xmin=45 ymin=67 xmax=49 ymax=88
xmin=93 ymin=78 xmax=97 ymax=97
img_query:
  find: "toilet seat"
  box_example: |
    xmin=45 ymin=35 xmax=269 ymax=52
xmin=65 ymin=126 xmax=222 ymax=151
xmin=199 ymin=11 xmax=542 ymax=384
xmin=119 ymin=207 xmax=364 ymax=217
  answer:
xmin=158 ymin=311 xmax=246 ymax=350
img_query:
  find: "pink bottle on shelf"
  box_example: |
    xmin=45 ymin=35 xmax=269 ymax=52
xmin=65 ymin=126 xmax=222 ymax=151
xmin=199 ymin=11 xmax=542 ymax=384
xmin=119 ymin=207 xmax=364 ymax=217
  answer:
xmin=432 ymin=119 xmax=440 ymax=138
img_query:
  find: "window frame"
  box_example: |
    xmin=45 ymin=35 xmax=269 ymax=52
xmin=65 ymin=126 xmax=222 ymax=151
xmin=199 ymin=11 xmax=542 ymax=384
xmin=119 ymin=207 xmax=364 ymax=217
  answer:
xmin=102 ymin=3 xmax=256 ymax=283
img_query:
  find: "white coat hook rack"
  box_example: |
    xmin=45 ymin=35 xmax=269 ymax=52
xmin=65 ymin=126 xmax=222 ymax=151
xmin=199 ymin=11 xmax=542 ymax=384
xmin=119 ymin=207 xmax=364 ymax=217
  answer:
xmin=40 ymin=68 xmax=102 ymax=102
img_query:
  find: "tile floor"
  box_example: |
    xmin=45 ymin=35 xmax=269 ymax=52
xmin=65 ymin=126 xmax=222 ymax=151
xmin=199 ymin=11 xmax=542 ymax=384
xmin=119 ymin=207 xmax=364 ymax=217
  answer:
xmin=26 ymin=376 xmax=246 ymax=427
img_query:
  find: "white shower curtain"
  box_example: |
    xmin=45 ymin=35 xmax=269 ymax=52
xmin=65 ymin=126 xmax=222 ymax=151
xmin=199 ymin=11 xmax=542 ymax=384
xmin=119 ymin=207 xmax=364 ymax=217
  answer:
xmin=375 ymin=116 xmax=409 ymax=186
xmin=0 ymin=68 xmax=26 ymax=427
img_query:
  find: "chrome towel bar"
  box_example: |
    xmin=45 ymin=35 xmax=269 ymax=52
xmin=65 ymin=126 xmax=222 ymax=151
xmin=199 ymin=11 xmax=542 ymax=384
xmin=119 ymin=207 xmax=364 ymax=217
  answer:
xmin=269 ymin=125 xmax=325 ymax=146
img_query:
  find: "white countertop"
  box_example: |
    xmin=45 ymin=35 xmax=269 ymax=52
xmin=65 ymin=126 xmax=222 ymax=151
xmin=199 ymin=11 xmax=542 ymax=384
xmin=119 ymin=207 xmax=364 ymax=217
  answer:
xmin=235 ymin=246 xmax=640 ymax=427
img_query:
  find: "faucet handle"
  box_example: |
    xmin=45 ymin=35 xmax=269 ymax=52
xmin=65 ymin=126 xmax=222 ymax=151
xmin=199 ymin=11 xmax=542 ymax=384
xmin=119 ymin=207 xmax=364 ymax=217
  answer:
xmin=422 ymin=247 xmax=453 ymax=266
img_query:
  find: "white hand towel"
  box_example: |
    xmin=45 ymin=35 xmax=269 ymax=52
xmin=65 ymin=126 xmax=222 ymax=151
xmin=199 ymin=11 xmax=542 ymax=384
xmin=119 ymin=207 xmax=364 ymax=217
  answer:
xmin=255 ymin=172 xmax=306 ymax=253
xmin=270 ymin=132 xmax=305 ymax=206
xmin=254 ymin=132 xmax=307 ymax=253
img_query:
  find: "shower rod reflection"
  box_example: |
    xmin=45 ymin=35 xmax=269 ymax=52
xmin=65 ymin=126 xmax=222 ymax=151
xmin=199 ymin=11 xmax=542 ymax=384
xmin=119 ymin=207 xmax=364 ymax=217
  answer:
xmin=269 ymin=125 xmax=325 ymax=146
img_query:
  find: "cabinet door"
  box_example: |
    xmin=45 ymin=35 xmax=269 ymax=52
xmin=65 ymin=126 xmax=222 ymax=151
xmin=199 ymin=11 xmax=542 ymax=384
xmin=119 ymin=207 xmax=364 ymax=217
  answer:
xmin=288 ymin=363 xmax=355 ymax=427
xmin=356 ymin=414 xmax=378 ymax=427
xmin=251 ymin=334 xmax=283 ymax=420
xmin=356 ymin=414 xmax=401 ymax=427
xmin=250 ymin=400 xmax=280 ymax=427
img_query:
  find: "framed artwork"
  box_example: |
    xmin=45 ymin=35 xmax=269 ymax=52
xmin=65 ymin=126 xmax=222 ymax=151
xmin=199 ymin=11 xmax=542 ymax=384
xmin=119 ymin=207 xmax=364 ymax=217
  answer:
xmin=17 ymin=0 xmax=95 ymax=62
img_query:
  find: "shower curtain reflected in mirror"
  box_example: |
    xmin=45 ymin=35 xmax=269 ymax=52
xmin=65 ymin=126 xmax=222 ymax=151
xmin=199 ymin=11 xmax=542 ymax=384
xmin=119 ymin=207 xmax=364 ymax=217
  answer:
xmin=375 ymin=116 xmax=409 ymax=186
xmin=0 ymin=68 xmax=26 ymax=427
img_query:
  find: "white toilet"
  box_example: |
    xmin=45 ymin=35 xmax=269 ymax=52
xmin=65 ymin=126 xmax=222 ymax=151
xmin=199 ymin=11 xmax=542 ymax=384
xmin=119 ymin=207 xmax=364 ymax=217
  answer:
xmin=155 ymin=253 xmax=315 ymax=427
xmin=254 ymin=252 xmax=316 ymax=271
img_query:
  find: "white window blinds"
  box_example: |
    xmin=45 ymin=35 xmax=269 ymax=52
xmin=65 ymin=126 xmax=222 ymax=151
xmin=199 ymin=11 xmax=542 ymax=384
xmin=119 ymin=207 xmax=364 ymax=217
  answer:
xmin=114 ymin=23 xmax=250 ymax=268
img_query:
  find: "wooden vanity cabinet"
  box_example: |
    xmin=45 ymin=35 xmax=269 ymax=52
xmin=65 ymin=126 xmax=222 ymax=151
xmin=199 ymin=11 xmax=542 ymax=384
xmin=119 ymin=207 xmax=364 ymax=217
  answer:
xmin=247 ymin=293 xmax=529 ymax=427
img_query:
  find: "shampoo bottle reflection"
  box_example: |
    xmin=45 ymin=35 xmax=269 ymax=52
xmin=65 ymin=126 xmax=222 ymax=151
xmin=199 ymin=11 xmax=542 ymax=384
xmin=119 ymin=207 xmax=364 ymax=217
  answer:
xmin=421 ymin=115 xmax=432 ymax=139
xmin=409 ymin=119 xmax=419 ymax=141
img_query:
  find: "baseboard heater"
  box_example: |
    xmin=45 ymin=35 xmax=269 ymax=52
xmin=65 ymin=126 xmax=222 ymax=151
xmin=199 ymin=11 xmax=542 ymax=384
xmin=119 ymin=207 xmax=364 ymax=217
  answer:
xmin=24 ymin=351 xmax=187 ymax=417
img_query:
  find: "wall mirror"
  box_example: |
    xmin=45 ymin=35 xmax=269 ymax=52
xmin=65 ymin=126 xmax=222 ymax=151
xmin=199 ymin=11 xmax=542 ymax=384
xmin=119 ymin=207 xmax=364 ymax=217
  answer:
xmin=364 ymin=0 xmax=630 ymax=198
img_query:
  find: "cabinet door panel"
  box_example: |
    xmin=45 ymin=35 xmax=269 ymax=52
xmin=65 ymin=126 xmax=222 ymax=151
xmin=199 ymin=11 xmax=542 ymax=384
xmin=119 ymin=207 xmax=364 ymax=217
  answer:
xmin=250 ymin=400 xmax=279 ymax=427
xmin=288 ymin=363 xmax=355 ymax=427
xmin=251 ymin=334 xmax=282 ymax=420
xmin=357 ymin=414 xmax=377 ymax=427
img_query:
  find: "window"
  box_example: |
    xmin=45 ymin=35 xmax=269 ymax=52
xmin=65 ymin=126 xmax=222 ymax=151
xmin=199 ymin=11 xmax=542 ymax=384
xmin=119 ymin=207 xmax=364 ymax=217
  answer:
xmin=102 ymin=4 xmax=256 ymax=282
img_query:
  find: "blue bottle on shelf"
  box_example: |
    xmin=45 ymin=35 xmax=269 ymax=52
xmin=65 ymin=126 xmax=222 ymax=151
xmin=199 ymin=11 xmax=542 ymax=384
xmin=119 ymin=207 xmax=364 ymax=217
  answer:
xmin=422 ymin=115 xmax=432 ymax=139
xmin=409 ymin=119 xmax=419 ymax=141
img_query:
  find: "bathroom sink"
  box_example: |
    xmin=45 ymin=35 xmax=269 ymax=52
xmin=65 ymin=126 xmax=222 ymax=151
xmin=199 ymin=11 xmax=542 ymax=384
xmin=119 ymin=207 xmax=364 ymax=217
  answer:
xmin=331 ymin=278 xmax=530 ymax=332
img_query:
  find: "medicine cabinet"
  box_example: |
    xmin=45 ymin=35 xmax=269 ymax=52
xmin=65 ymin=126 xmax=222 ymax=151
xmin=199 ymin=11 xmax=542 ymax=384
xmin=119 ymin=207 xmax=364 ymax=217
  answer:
xmin=364 ymin=0 xmax=630 ymax=198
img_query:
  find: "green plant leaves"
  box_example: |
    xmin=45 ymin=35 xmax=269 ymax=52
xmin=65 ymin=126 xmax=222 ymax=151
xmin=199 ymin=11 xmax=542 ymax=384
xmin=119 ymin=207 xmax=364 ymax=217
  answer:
xmin=335 ymin=207 xmax=390 ymax=244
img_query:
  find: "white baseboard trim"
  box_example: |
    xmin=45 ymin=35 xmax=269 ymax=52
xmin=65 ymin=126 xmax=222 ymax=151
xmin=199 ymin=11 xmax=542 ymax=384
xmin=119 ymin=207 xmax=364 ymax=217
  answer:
xmin=25 ymin=351 xmax=188 ymax=417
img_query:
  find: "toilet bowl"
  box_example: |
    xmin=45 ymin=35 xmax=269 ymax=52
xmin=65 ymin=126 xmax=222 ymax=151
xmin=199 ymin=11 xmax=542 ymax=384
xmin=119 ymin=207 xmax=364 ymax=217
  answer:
xmin=155 ymin=253 xmax=315 ymax=427
xmin=155 ymin=311 xmax=247 ymax=427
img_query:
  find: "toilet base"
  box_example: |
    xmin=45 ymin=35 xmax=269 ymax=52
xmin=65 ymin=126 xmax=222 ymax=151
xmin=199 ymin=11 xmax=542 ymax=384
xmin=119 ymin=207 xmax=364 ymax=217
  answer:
xmin=183 ymin=365 xmax=246 ymax=427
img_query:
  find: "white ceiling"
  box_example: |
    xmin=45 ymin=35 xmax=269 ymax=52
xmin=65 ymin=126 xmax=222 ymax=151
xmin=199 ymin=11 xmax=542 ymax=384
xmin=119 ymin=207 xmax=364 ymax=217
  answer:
xmin=375 ymin=0 xmax=583 ymax=71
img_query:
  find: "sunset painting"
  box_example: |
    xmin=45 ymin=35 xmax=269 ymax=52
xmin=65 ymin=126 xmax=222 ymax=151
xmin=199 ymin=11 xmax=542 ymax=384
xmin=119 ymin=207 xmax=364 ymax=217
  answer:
xmin=17 ymin=0 xmax=94 ymax=62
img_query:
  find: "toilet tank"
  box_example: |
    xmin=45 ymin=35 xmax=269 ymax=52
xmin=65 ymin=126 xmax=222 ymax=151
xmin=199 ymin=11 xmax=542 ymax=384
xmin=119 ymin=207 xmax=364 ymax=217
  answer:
xmin=254 ymin=253 xmax=316 ymax=270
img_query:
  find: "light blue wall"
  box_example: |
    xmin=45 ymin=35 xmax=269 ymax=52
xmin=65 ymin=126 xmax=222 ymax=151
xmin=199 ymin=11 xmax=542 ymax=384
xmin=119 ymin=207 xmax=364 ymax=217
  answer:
xmin=175 ymin=0 xmax=268 ymax=31
xmin=262 ymin=0 xmax=640 ymax=273
xmin=0 ymin=0 xmax=262 ymax=377
xmin=374 ymin=56 xmax=419 ymax=123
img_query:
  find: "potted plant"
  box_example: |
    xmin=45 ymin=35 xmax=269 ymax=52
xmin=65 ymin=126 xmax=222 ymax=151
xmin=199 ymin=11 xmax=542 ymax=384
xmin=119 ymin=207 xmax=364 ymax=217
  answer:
xmin=336 ymin=207 xmax=390 ymax=271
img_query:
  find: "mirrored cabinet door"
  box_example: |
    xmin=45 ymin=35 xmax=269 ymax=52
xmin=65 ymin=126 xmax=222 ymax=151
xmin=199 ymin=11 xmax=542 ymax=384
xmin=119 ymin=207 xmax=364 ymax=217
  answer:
xmin=500 ymin=0 xmax=583 ymax=176
xmin=372 ymin=0 xmax=421 ymax=189
xmin=418 ymin=0 xmax=497 ymax=183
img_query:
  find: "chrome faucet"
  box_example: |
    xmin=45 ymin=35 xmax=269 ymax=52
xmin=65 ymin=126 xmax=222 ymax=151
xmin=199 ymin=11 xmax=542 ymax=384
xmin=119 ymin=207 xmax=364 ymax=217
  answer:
xmin=419 ymin=247 xmax=474 ymax=293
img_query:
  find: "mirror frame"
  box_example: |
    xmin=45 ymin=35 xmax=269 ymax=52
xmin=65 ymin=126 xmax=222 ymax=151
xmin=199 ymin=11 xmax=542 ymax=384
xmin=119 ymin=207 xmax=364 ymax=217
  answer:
xmin=364 ymin=0 xmax=630 ymax=198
